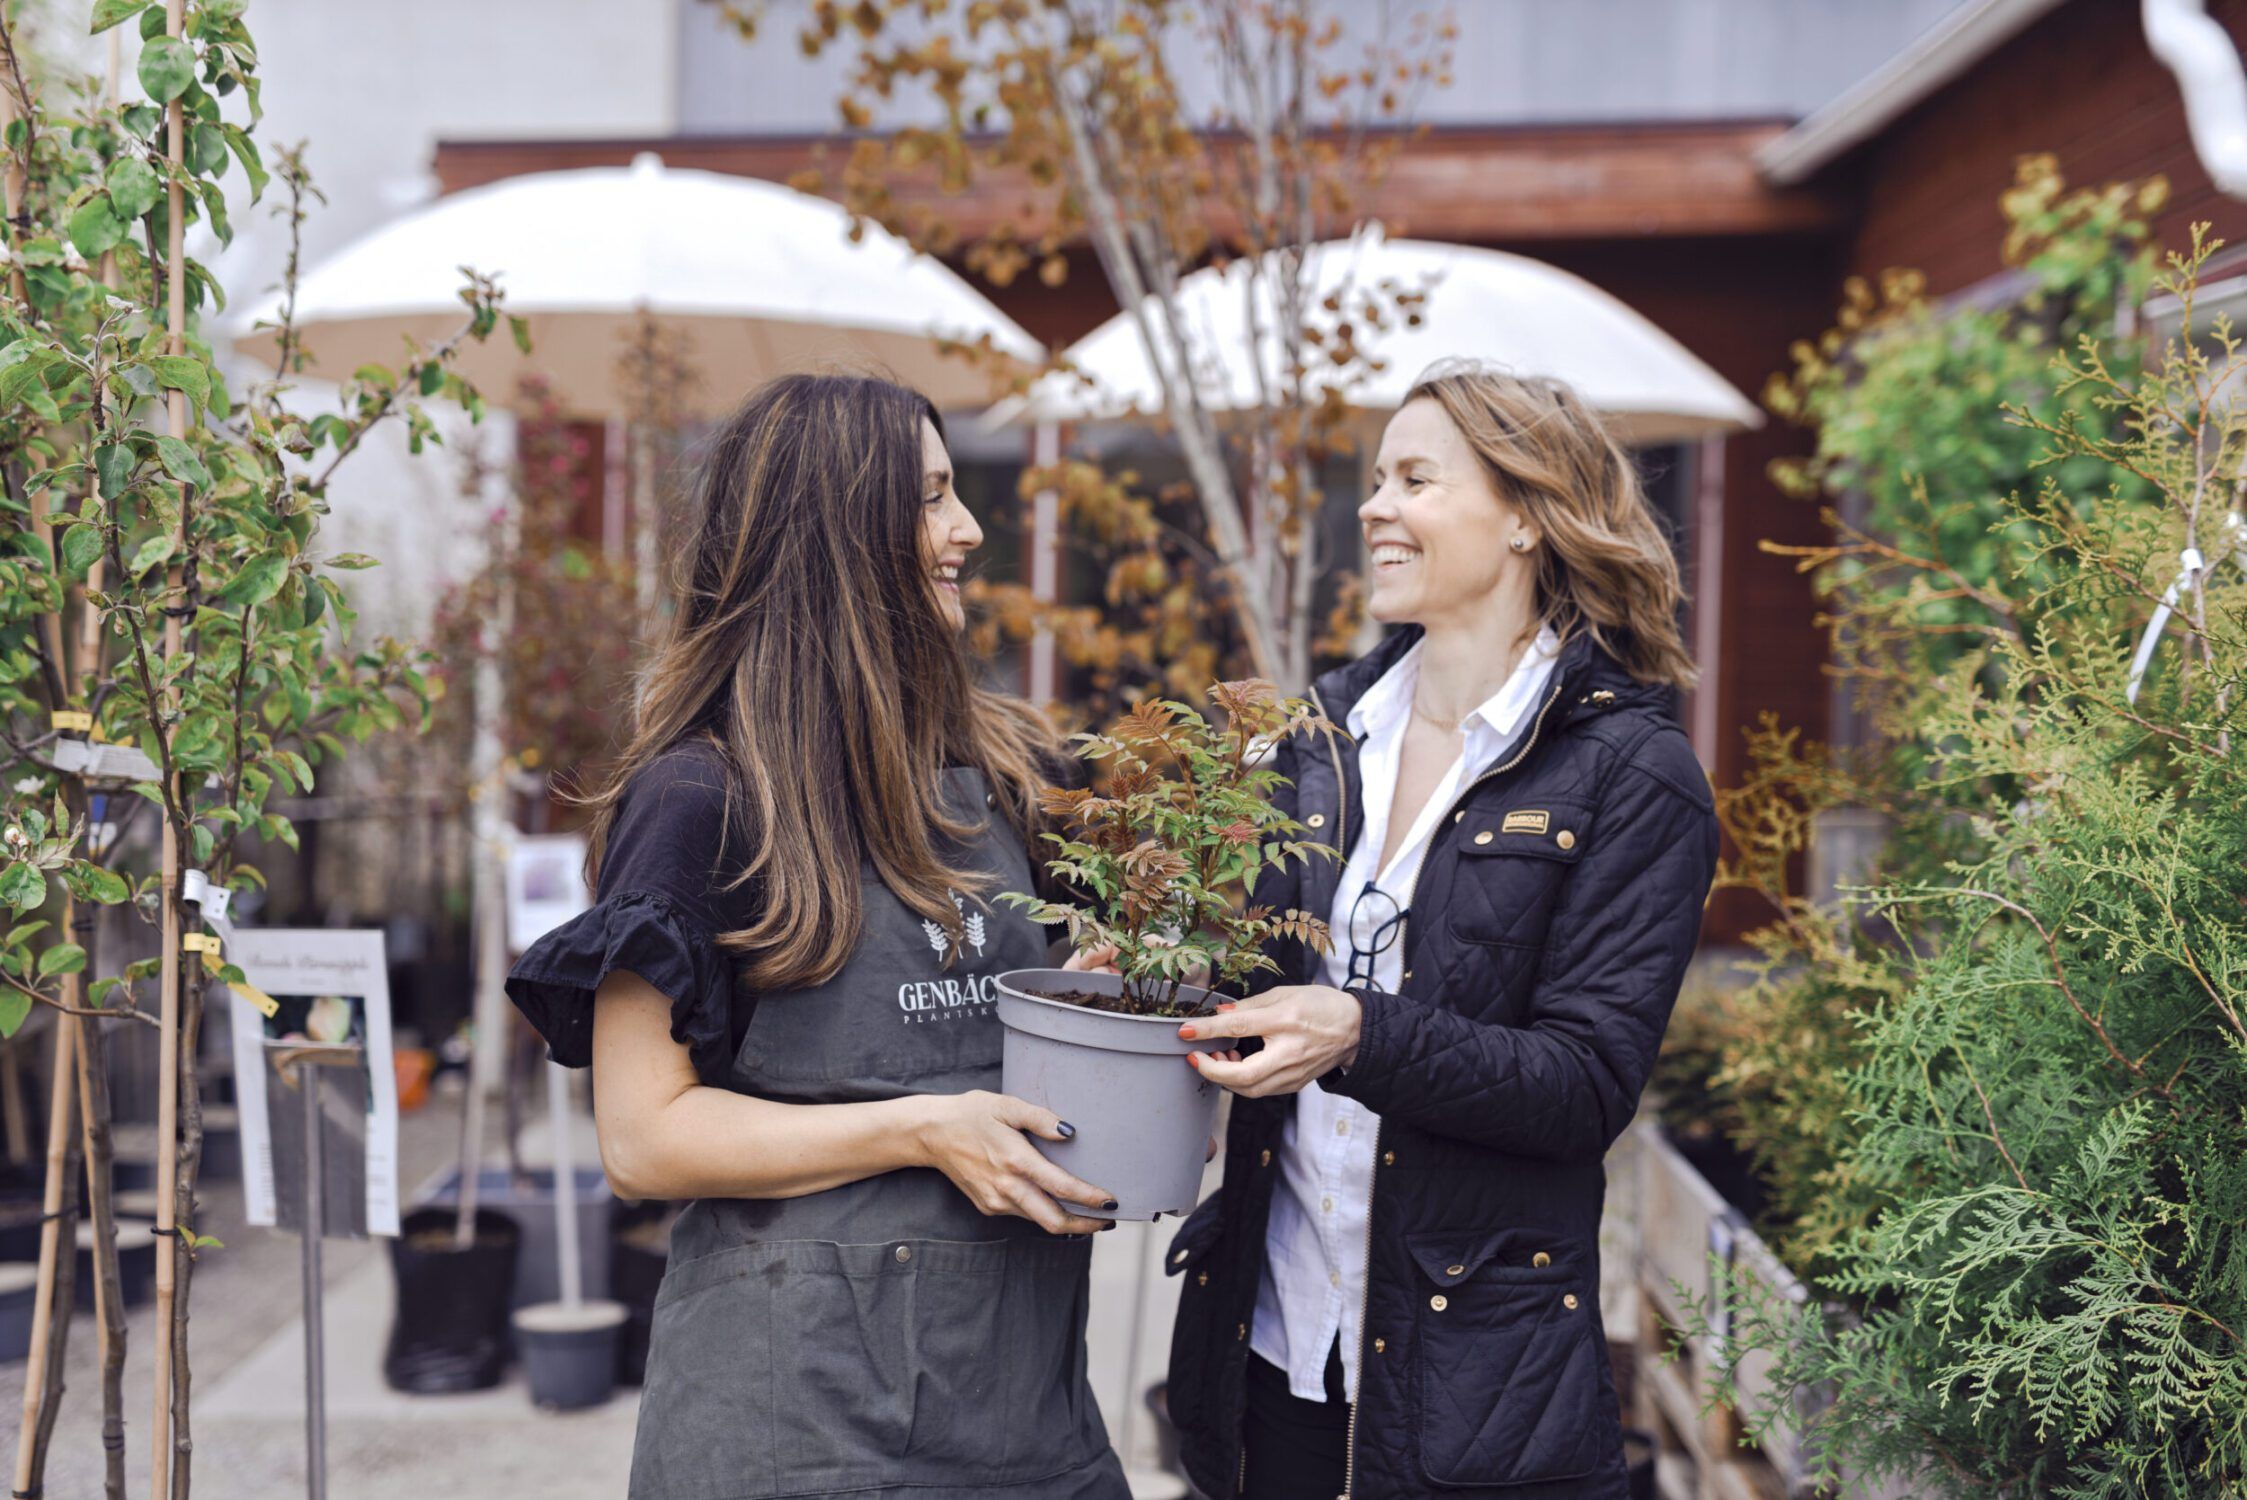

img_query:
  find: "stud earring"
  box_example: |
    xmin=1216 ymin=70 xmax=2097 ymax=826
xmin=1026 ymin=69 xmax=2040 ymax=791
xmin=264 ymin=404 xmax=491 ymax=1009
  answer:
xmin=1509 ymin=535 xmax=1530 ymax=553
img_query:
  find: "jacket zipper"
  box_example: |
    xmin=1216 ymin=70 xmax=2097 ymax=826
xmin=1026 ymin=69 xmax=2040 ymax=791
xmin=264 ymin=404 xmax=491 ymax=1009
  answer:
xmin=1333 ymin=674 xmax=1567 ymax=1500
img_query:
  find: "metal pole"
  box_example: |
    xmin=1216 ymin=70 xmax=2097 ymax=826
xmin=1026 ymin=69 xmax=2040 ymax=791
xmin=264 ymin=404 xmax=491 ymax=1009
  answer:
xmin=547 ymin=1060 xmax=582 ymax=1307
xmin=300 ymin=1066 xmax=326 ymax=1500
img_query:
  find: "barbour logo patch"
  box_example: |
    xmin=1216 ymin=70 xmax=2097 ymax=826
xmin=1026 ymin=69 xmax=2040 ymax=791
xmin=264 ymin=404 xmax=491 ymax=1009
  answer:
xmin=1501 ymin=809 xmax=1550 ymax=835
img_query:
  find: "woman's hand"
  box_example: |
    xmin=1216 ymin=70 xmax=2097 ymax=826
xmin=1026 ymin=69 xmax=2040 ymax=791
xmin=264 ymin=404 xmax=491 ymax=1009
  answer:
xmin=1063 ymin=942 xmax=1120 ymax=975
xmin=1178 ymin=986 xmax=1363 ymax=1098
xmin=912 ymin=1090 xmax=1118 ymax=1234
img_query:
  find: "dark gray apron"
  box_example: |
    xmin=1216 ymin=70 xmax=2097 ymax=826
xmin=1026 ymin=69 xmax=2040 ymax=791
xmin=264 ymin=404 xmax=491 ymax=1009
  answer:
xmin=631 ymin=769 xmax=1129 ymax=1500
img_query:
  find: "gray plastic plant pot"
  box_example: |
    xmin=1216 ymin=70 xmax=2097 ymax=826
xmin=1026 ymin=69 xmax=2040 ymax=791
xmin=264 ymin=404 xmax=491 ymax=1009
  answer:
xmin=995 ymin=969 xmax=1222 ymax=1221
xmin=514 ymin=1299 xmax=628 ymax=1411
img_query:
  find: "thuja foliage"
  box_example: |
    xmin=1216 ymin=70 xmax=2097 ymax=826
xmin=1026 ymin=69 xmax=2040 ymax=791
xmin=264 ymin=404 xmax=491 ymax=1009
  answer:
xmin=1697 ymin=222 xmax=2247 ymax=1496
xmin=1657 ymin=164 xmax=2172 ymax=1279
xmin=1003 ymin=679 xmax=1337 ymax=1015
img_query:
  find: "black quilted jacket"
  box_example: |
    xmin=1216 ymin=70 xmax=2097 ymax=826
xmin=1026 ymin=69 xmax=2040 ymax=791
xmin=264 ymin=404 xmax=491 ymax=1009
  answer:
xmin=1164 ymin=625 xmax=1719 ymax=1500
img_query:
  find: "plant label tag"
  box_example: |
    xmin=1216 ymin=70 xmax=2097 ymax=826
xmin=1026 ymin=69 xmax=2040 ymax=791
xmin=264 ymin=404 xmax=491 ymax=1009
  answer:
xmin=1501 ymin=809 xmax=1549 ymax=835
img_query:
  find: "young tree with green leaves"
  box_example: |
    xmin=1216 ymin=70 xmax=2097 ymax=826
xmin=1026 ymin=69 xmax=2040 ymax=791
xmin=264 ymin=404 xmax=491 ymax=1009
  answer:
xmin=0 ymin=3 xmax=507 ymax=1493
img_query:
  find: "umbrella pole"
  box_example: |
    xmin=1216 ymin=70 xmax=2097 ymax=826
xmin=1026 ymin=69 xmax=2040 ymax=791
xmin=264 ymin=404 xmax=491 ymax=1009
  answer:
xmin=150 ymin=4 xmax=190 ymax=1491
xmin=1029 ymin=419 xmax=1060 ymax=705
xmin=546 ymin=1060 xmax=581 ymax=1308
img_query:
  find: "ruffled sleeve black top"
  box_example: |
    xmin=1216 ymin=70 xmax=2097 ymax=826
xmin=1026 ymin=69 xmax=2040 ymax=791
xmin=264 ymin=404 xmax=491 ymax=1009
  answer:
xmin=504 ymin=740 xmax=748 ymax=1087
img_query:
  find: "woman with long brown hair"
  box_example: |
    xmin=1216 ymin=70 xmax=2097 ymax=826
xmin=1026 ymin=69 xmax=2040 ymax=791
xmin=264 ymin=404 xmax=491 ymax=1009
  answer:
xmin=1162 ymin=364 xmax=1720 ymax=1499
xmin=507 ymin=373 xmax=1130 ymax=1499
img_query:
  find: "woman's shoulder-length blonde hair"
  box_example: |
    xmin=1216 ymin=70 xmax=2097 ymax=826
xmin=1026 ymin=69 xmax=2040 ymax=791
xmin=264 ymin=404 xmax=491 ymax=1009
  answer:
xmin=1403 ymin=361 xmax=1698 ymax=690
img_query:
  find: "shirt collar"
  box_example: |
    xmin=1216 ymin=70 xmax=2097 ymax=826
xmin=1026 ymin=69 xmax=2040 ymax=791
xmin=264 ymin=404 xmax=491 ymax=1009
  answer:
xmin=1347 ymin=625 xmax=1562 ymax=744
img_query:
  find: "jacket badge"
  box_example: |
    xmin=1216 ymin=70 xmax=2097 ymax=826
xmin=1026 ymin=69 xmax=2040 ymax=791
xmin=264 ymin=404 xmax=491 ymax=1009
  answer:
xmin=1501 ymin=809 xmax=1550 ymax=835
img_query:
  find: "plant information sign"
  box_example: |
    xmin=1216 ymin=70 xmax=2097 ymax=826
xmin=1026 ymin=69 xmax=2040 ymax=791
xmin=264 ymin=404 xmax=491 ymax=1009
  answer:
xmin=225 ymin=929 xmax=400 ymax=1238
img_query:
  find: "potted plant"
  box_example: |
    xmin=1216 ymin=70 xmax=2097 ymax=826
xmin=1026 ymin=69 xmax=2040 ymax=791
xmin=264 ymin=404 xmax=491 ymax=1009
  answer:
xmin=995 ymin=680 xmax=1337 ymax=1218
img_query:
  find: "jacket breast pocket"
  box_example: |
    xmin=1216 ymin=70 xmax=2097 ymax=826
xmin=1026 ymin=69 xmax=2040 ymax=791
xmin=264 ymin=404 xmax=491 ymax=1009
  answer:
xmin=1443 ymin=805 xmax=1588 ymax=950
xmin=1407 ymin=1229 xmax=1612 ymax=1489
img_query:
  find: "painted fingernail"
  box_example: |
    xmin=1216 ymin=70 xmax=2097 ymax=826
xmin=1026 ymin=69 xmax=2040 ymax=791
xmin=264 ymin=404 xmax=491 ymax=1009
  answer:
xmin=1187 ymin=1052 xmax=1203 ymax=1067
xmin=1216 ymin=1001 xmax=1236 ymax=1011
xmin=1177 ymin=1025 xmax=1197 ymax=1039
xmin=1056 ymin=1121 xmax=1077 ymax=1139
xmin=1101 ymin=1198 xmax=1119 ymax=1210
xmin=1099 ymin=1221 xmax=1118 ymax=1231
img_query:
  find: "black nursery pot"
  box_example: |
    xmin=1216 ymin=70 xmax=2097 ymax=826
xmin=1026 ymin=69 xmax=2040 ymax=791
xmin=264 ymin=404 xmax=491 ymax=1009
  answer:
xmin=383 ymin=1206 xmax=521 ymax=1395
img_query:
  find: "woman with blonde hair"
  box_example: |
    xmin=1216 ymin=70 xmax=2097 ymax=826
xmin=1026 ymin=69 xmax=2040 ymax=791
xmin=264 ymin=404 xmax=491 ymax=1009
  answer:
xmin=1163 ymin=363 xmax=1719 ymax=1500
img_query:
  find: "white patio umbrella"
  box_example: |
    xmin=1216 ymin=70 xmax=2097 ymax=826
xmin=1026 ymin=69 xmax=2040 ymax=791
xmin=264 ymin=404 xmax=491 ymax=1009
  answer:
xmin=996 ymin=225 xmax=1760 ymax=443
xmin=229 ymin=152 xmax=1044 ymax=416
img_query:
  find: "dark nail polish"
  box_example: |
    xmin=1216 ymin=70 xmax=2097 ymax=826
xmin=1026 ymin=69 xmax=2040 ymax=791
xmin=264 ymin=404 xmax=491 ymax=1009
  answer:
xmin=1101 ymin=1198 xmax=1119 ymax=1210
xmin=1056 ymin=1121 xmax=1076 ymax=1139
xmin=1099 ymin=1221 xmax=1118 ymax=1231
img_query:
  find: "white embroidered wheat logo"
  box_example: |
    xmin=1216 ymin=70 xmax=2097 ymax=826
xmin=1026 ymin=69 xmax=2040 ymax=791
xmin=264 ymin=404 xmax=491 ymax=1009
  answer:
xmin=948 ymin=891 xmax=989 ymax=958
xmin=921 ymin=919 xmax=949 ymax=956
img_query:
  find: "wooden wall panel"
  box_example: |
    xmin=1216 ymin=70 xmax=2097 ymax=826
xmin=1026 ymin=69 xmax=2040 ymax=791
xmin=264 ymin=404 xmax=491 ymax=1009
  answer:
xmin=1843 ymin=0 xmax=2247 ymax=294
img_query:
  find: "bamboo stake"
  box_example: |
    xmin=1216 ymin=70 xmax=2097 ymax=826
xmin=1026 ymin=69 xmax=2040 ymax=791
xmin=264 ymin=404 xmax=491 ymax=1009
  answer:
xmin=11 ymin=1016 xmax=79 ymax=1498
xmin=150 ymin=2 xmax=190 ymax=1492
xmin=3 ymin=37 xmax=85 ymax=1498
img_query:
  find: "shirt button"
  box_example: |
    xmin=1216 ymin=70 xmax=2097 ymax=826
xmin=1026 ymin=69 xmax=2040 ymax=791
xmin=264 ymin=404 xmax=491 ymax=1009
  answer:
xmin=894 ymin=1245 xmax=912 ymax=1264
xmin=1321 ymin=1196 xmax=1334 ymax=1213
xmin=1329 ymin=1270 xmax=1341 ymax=1287
xmin=1335 ymin=1119 xmax=1349 ymax=1136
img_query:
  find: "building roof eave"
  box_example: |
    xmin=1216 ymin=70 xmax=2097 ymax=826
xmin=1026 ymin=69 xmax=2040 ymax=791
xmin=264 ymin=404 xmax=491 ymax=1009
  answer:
xmin=1756 ymin=0 xmax=2070 ymax=186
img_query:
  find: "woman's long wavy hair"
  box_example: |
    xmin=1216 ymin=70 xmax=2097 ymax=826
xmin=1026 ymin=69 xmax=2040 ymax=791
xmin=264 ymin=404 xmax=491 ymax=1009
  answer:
xmin=1404 ymin=362 xmax=1698 ymax=688
xmin=581 ymin=373 xmax=1060 ymax=992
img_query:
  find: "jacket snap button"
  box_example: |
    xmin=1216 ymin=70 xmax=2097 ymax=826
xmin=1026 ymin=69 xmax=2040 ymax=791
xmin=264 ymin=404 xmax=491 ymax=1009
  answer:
xmin=1373 ymin=1337 xmax=1386 ymax=1353
xmin=1259 ymin=1149 xmax=1273 ymax=1167
xmin=1451 ymin=810 xmax=1463 ymax=824
xmin=1237 ymin=1323 xmax=1247 ymax=1340
xmin=1172 ymin=1249 xmax=1189 ymax=1265
xmin=1563 ymin=1294 xmax=1580 ymax=1310
xmin=1402 ymin=969 xmax=1413 ymax=983
xmin=895 ymin=1245 xmax=912 ymax=1263
xmin=1473 ymin=830 xmax=1494 ymax=846
xmin=1197 ymin=1271 xmax=1208 ymax=1286
xmin=1556 ymin=830 xmax=1576 ymax=850
xmin=1532 ymin=1252 xmax=1551 ymax=1268
xmin=1382 ymin=1151 xmax=1395 ymax=1167
xmin=1444 ymin=1264 xmax=1465 ymax=1277
xmin=1306 ymin=813 xmax=1326 ymax=829
xmin=1429 ymin=1294 xmax=1448 ymax=1312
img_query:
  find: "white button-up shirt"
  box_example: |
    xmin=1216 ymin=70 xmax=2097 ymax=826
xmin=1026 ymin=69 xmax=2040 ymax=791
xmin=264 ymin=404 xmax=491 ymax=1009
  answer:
xmin=1248 ymin=626 xmax=1561 ymax=1402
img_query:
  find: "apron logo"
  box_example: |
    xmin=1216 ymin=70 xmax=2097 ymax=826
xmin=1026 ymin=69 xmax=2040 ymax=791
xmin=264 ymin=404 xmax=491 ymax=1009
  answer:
xmin=1501 ymin=809 xmax=1550 ymax=835
xmin=902 ymin=892 xmax=996 ymax=1021
xmin=921 ymin=893 xmax=988 ymax=960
